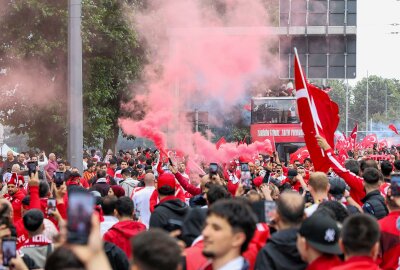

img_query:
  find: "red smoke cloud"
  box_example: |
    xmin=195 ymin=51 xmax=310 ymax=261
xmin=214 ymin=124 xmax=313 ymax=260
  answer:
xmin=120 ymin=0 xmax=278 ymax=162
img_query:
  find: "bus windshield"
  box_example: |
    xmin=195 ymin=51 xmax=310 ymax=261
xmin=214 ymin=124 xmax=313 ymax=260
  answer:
xmin=251 ymin=98 xmax=299 ymax=124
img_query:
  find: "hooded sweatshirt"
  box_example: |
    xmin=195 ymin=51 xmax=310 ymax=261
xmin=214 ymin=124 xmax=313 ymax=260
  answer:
xmin=255 ymin=228 xmax=307 ymax=270
xmin=149 ymin=195 xmax=189 ymax=232
xmin=103 ymin=220 xmax=146 ymax=259
xmin=120 ymin=178 xmax=139 ymax=198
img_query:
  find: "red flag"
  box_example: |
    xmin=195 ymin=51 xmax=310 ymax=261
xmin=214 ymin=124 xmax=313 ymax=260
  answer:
xmin=360 ymin=134 xmax=378 ymax=149
xmin=350 ymin=123 xmax=358 ymax=142
xmin=215 ymin=137 xmax=227 ymax=150
xmin=243 ymin=104 xmax=251 ymax=112
xmin=379 ymin=139 xmax=389 ymax=150
xmin=290 ymin=146 xmax=309 ymax=164
xmin=389 ymin=124 xmax=399 ymax=135
xmin=294 ymin=49 xmax=340 ymax=172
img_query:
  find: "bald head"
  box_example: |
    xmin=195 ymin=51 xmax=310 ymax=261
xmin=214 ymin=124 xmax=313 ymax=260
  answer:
xmin=276 ymin=191 xmax=305 ymax=227
xmin=144 ymin=173 xmax=155 ymax=186
xmin=49 ymin=153 xmax=56 ymax=161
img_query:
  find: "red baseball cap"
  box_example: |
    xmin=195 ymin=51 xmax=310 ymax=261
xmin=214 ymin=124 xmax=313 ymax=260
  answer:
xmin=157 ymin=173 xmax=176 ymax=190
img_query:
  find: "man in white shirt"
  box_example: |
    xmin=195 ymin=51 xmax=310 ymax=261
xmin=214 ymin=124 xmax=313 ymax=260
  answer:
xmin=114 ymin=160 xmax=129 ymax=185
xmin=100 ymin=196 xmax=119 ymax=237
xmin=132 ymin=172 xmax=155 ymax=228
xmin=304 ymin=172 xmax=330 ymax=217
xmin=201 ymin=199 xmax=257 ymax=270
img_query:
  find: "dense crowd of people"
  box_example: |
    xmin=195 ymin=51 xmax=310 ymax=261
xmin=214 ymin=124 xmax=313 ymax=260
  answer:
xmin=0 ymin=137 xmax=398 ymax=270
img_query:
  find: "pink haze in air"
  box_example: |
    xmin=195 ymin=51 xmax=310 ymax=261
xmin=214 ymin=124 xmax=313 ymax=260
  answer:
xmin=119 ymin=0 xmax=279 ymax=163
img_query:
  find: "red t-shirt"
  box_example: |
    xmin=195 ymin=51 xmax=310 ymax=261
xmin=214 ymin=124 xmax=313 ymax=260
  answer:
xmin=306 ymin=254 xmax=342 ymax=270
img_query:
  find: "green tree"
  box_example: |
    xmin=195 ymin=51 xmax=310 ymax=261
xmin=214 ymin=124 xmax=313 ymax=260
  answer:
xmin=0 ymin=0 xmax=144 ymax=154
xmin=350 ymin=76 xmax=400 ymax=132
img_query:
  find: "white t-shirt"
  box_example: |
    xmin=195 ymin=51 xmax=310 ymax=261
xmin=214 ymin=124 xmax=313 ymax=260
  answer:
xmin=132 ymin=186 xmax=155 ymax=228
xmin=100 ymin=216 xmax=119 ymax=237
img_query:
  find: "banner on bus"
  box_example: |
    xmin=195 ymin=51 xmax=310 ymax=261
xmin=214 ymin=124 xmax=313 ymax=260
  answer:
xmin=250 ymin=124 xmax=305 ymax=144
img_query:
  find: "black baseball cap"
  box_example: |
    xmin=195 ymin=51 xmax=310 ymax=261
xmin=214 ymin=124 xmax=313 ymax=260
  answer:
xmin=299 ymin=212 xmax=342 ymax=255
xmin=328 ymin=177 xmax=346 ymax=200
xmin=287 ymin=169 xmax=298 ymax=179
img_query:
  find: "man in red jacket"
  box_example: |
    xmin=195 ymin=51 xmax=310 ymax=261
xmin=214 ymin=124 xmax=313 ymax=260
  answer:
xmin=317 ymin=135 xmax=375 ymax=206
xmin=331 ymin=214 xmax=381 ymax=270
xmin=378 ymin=184 xmax=400 ymax=270
xmin=103 ymin=196 xmax=146 ymax=259
xmin=3 ymin=173 xmax=25 ymax=223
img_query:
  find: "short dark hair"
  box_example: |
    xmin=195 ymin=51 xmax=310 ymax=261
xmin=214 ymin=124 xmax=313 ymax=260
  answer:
xmin=206 ymin=184 xmax=231 ymax=205
xmin=318 ymin=200 xmax=349 ymax=223
xmin=344 ymin=159 xmax=360 ymax=175
xmin=131 ymin=170 xmax=139 ymax=177
xmin=362 ymin=167 xmax=381 ymax=185
xmin=121 ymin=168 xmax=131 ymax=177
xmin=115 ymin=196 xmax=134 ymax=217
xmin=146 ymin=159 xmax=153 ymax=166
xmin=158 ymin=186 xmax=175 ymax=196
xmin=131 ymin=229 xmax=181 ymax=270
xmin=359 ymin=159 xmax=378 ymax=173
xmin=128 ymin=159 xmax=135 ymax=167
xmin=87 ymin=162 xmax=95 ymax=169
xmin=207 ymin=199 xmax=257 ymax=253
xmin=45 ymin=246 xmax=85 ymax=270
xmin=23 ymin=209 xmax=44 ymax=232
xmin=97 ymin=169 xmax=107 ymax=179
xmin=22 ymin=196 xmax=30 ymax=207
xmin=393 ymin=160 xmax=400 ymax=171
xmin=276 ymin=191 xmax=305 ymax=226
xmin=101 ymin=196 xmax=118 ymax=216
xmin=39 ymin=181 xmax=50 ymax=198
xmin=109 ymin=158 xmax=117 ymax=165
xmin=380 ymin=160 xmax=393 ymax=177
xmin=341 ymin=214 xmax=380 ymax=255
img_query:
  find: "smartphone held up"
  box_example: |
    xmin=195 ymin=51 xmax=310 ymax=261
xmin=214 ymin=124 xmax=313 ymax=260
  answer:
xmin=67 ymin=192 xmax=95 ymax=245
xmin=2 ymin=237 xmax=16 ymax=267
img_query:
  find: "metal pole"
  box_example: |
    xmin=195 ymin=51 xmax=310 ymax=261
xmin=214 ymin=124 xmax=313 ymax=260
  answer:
xmin=68 ymin=0 xmax=83 ymax=173
xmin=366 ymin=71 xmax=369 ymax=134
xmin=345 ymin=79 xmax=349 ymax=136
xmin=195 ymin=109 xmax=199 ymax=133
xmin=385 ymin=82 xmax=388 ymax=119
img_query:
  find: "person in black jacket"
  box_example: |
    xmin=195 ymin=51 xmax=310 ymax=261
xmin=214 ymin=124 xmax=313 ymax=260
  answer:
xmin=149 ymin=173 xmax=188 ymax=232
xmin=361 ymin=168 xmax=388 ymax=219
xmin=255 ymin=191 xmax=307 ymax=270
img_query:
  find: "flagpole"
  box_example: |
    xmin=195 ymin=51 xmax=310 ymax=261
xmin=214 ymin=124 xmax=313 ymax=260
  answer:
xmin=294 ymin=48 xmax=320 ymax=137
xmin=294 ymin=48 xmax=325 ymax=157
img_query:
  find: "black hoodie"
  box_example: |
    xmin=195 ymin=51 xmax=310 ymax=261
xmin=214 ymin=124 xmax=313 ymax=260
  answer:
xmin=255 ymin=228 xmax=307 ymax=270
xmin=149 ymin=198 xmax=189 ymax=232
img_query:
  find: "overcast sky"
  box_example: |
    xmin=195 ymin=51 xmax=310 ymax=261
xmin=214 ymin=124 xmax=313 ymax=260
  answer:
xmin=356 ymin=0 xmax=400 ymax=81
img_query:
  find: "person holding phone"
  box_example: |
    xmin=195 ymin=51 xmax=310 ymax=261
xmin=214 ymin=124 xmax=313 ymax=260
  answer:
xmin=223 ymin=161 xmax=241 ymax=196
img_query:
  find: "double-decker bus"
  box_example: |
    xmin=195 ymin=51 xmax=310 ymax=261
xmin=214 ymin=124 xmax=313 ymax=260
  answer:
xmin=250 ymin=97 xmax=305 ymax=162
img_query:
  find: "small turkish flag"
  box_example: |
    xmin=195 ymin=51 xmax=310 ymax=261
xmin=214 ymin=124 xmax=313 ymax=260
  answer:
xmin=389 ymin=124 xmax=399 ymax=135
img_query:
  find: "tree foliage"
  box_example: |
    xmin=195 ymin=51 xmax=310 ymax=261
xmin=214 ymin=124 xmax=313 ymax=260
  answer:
xmin=0 ymin=0 xmax=144 ymax=154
